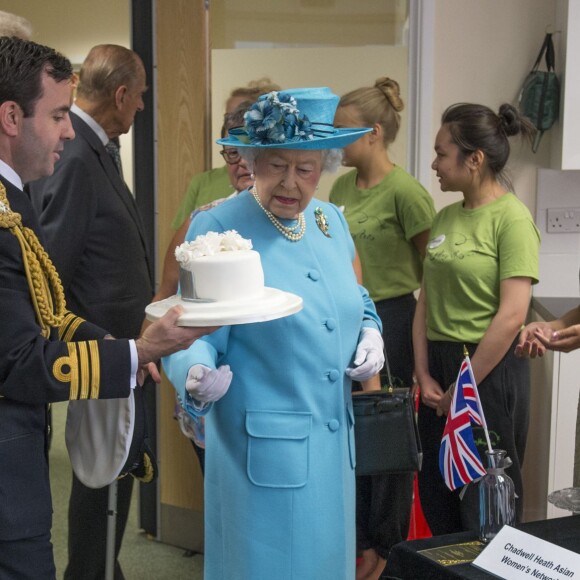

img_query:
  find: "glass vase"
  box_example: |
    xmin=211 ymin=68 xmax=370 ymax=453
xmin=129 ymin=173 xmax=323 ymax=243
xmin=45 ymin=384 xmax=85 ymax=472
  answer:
xmin=479 ymin=449 xmax=516 ymax=543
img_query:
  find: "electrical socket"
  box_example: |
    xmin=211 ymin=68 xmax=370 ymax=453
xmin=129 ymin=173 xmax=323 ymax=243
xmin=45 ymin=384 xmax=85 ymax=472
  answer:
xmin=546 ymin=208 xmax=580 ymax=233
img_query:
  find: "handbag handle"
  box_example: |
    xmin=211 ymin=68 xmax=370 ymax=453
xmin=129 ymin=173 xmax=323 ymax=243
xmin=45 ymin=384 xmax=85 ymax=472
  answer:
xmin=383 ymin=344 xmax=394 ymax=390
xmin=532 ymin=32 xmax=556 ymax=72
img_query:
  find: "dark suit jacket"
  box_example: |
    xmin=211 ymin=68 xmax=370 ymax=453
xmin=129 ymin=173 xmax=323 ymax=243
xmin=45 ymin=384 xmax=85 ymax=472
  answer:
xmin=0 ymin=177 xmax=133 ymax=541
xmin=27 ymin=113 xmax=155 ymax=570
xmin=29 ymin=111 xmax=154 ymax=339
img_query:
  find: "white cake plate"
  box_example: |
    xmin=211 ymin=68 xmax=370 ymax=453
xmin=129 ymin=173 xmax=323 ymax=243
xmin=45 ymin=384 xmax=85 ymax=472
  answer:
xmin=145 ymin=288 xmax=303 ymax=326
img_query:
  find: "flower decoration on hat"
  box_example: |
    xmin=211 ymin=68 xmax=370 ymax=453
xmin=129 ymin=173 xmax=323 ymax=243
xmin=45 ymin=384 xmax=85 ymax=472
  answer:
xmin=244 ymin=92 xmax=314 ymax=145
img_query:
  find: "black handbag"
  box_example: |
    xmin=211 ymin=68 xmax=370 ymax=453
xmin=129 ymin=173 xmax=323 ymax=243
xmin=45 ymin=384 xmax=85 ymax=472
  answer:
xmin=353 ymin=386 xmax=422 ymax=476
xmin=518 ymin=32 xmax=560 ymax=153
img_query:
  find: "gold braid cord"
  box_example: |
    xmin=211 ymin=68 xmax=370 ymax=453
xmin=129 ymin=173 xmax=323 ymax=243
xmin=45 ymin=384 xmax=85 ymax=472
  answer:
xmin=0 ymin=182 xmax=66 ymax=337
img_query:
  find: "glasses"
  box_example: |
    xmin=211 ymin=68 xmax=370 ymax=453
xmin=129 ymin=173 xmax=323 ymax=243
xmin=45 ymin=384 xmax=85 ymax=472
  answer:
xmin=219 ymin=148 xmax=242 ymax=165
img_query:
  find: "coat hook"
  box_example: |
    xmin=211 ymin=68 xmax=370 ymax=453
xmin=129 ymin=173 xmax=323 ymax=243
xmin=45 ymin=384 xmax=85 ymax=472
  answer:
xmin=545 ymin=24 xmax=562 ymax=34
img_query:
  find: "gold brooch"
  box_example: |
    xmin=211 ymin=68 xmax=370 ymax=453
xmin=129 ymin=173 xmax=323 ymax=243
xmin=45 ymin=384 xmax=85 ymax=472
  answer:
xmin=314 ymin=207 xmax=331 ymax=237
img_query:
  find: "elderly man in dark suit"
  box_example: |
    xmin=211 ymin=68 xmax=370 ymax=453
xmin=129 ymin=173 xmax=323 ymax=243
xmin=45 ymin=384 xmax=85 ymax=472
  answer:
xmin=0 ymin=36 xmax=212 ymax=580
xmin=30 ymin=44 xmax=157 ymax=580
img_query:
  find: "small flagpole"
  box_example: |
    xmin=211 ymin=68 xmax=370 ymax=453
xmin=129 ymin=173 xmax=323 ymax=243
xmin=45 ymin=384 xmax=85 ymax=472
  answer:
xmin=463 ymin=345 xmax=493 ymax=454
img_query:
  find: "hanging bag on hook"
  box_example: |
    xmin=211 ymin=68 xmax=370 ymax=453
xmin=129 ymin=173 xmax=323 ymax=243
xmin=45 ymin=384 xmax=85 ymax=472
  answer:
xmin=518 ymin=32 xmax=560 ymax=153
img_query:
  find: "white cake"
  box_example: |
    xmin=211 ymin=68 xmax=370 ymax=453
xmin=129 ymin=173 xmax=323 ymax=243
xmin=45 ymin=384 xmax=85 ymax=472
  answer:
xmin=175 ymin=231 xmax=265 ymax=302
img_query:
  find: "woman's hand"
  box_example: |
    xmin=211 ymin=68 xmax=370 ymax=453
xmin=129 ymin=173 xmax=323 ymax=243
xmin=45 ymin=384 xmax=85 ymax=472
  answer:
xmin=435 ymin=382 xmax=454 ymax=417
xmin=515 ymin=306 xmax=580 ymax=358
xmin=514 ymin=321 xmax=553 ymax=358
xmin=346 ymin=328 xmax=384 ymax=381
xmin=186 ymin=364 xmax=233 ymax=403
xmin=534 ymin=324 xmax=580 ymax=354
xmin=419 ymin=375 xmax=445 ymax=411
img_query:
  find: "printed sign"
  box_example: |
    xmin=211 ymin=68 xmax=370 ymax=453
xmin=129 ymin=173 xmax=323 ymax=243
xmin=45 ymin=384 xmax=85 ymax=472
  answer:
xmin=472 ymin=525 xmax=579 ymax=579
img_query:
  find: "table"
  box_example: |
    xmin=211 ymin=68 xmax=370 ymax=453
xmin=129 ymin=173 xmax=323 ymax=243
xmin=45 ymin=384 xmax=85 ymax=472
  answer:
xmin=384 ymin=515 xmax=580 ymax=579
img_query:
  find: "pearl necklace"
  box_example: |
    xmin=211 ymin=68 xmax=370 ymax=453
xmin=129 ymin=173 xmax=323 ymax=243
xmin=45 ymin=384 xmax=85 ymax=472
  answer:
xmin=250 ymin=186 xmax=306 ymax=242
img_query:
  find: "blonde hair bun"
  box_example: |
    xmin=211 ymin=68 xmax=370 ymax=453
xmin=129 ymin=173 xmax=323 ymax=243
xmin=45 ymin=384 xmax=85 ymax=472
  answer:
xmin=375 ymin=77 xmax=404 ymax=113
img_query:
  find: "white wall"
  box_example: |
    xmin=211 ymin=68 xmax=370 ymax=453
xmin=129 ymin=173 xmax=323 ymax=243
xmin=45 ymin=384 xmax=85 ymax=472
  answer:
xmin=0 ymin=1 xmax=134 ymax=189
xmin=535 ymin=169 xmax=580 ymax=297
xmin=212 ymin=46 xmax=408 ymax=201
xmin=535 ymin=0 xmax=580 ymax=299
xmin=429 ymin=0 xmax=558 ymax=214
xmin=0 ymin=0 xmax=130 ymax=64
xmin=552 ymin=0 xmax=580 ymax=170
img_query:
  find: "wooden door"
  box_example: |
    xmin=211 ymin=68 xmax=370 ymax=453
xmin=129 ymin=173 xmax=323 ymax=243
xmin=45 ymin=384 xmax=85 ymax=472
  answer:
xmin=155 ymin=0 xmax=209 ymax=551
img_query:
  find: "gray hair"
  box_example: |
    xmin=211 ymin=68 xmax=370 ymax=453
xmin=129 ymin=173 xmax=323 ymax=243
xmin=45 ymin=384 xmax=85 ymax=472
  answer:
xmin=0 ymin=10 xmax=33 ymax=40
xmin=76 ymin=44 xmax=144 ymax=101
xmin=240 ymin=147 xmax=343 ymax=173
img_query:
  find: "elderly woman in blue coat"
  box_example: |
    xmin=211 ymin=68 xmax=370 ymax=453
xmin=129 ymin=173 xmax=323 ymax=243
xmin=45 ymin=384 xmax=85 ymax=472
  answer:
xmin=163 ymin=87 xmax=384 ymax=580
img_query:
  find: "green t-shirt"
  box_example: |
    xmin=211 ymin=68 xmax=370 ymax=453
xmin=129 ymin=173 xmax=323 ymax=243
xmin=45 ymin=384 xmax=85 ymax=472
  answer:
xmin=329 ymin=166 xmax=435 ymax=301
xmin=424 ymin=193 xmax=541 ymax=343
xmin=171 ymin=166 xmax=234 ymax=230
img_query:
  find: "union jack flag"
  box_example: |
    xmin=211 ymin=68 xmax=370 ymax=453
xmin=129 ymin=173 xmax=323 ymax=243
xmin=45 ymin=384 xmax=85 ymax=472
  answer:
xmin=439 ymin=357 xmax=487 ymax=491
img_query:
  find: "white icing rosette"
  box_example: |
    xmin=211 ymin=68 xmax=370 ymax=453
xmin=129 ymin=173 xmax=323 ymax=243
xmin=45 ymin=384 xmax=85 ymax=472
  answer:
xmin=175 ymin=230 xmax=253 ymax=271
xmin=220 ymin=230 xmax=252 ymax=252
xmin=175 ymin=243 xmax=201 ymax=269
xmin=196 ymin=230 xmax=222 ymax=256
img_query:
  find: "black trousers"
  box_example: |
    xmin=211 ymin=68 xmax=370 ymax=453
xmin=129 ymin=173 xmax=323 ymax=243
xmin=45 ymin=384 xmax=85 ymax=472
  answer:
xmin=0 ymin=532 xmax=55 ymax=579
xmin=417 ymin=339 xmax=530 ymax=536
xmin=355 ymin=294 xmax=416 ymax=559
xmin=64 ymin=473 xmax=134 ymax=580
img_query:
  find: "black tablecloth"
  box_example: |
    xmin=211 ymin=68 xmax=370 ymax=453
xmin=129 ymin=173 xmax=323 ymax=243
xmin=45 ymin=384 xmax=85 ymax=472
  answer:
xmin=384 ymin=515 xmax=580 ymax=579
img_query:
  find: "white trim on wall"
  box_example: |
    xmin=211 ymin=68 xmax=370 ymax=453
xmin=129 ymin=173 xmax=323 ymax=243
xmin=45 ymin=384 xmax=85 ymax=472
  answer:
xmin=407 ymin=0 xmax=435 ymax=189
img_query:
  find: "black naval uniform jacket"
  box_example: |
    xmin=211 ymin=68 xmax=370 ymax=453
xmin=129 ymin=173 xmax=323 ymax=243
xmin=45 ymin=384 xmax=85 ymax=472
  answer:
xmin=0 ymin=177 xmax=133 ymax=542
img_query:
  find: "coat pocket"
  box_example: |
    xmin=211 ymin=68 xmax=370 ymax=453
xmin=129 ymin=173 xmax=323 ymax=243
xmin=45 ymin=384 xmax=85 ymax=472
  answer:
xmin=246 ymin=410 xmax=312 ymax=488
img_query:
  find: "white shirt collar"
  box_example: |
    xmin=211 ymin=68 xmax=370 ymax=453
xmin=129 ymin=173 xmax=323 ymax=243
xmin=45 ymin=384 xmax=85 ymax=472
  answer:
xmin=0 ymin=159 xmax=23 ymax=190
xmin=71 ymin=103 xmax=109 ymax=146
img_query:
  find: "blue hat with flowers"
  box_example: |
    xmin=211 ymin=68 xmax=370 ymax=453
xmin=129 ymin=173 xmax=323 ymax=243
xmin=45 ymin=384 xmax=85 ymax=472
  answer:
xmin=217 ymin=87 xmax=371 ymax=150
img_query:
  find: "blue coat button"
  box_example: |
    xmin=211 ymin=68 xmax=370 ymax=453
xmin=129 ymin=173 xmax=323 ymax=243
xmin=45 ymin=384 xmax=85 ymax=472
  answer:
xmin=328 ymin=419 xmax=339 ymax=432
xmin=328 ymin=369 xmax=340 ymax=382
xmin=325 ymin=318 xmax=336 ymax=331
xmin=307 ymin=270 xmax=320 ymax=281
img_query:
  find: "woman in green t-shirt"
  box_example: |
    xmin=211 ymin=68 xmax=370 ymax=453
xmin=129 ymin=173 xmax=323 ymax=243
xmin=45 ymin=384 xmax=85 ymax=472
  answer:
xmin=330 ymin=77 xmax=435 ymax=580
xmin=413 ymin=102 xmax=539 ymax=536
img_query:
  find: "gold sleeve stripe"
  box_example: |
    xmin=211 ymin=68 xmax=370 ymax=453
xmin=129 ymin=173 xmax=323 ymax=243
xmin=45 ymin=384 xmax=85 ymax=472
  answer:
xmin=59 ymin=312 xmax=85 ymax=342
xmin=78 ymin=341 xmax=90 ymax=400
xmin=53 ymin=340 xmax=102 ymax=400
xmin=58 ymin=312 xmax=75 ymax=340
xmin=63 ymin=316 xmax=83 ymax=341
xmin=68 ymin=343 xmax=80 ymax=400
xmin=89 ymin=340 xmax=100 ymax=399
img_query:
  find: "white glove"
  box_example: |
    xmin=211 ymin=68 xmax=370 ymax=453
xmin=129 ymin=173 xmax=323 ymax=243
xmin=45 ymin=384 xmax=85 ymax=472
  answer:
xmin=346 ymin=328 xmax=384 ymax=381
xmin=185 ymin=364 xmax=232 ymax=403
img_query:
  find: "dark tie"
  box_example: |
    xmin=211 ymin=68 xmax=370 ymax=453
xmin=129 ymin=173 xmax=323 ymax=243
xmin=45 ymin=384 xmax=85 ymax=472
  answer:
xmin=105 ymin=139 xmax=124 ymax=179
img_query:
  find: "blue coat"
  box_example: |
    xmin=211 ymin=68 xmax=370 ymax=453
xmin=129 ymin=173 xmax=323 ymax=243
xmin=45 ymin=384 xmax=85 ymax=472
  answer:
xmin=163 ymin=190 xmax=381 ymax=580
